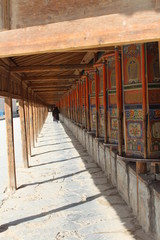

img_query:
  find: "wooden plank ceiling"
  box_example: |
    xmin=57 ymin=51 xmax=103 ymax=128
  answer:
xmin=10 ymin=49 xmax=113 ymax=105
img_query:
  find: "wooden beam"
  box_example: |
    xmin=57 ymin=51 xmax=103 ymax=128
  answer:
xmin=5 ymin=97 xmax=17 ymax=190
xmin=34 ymin=89 xmax=68 ymax=93
xmin=11 ymin=64 xmax=92 ymax=73
xmin=32 ymin=87 xmax=69 ymax=91
xmin=29 ymin=83 xmax=72 ymax=88
xmin=23 ymin=75 xmax=79 ymax=82
xmin=0 ymin=0 xmax=10 ymax=31
xmin=0 ymin=11 xmax=160 ymax=57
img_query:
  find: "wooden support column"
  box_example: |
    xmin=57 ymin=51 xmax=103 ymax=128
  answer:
xmin=29 ymin=98 xmax=34 ymax=149
xmin=115 ymin=47 xmax=123 ymax=156
xmin=33 ymin=100 xmax=37 ymax=146
xmin=35 ymin=103 xmax=38 ymax=141
xmin=159 ymin=41 xmax=160 ymax=73
xmin=95 ymin=69 xmax=99 ymax=138
xmin=136 ymin=44 xmax=147 ymax=174
xmin=76 ymin=84 xmax=79 ymax=123
xmin=74 ymin=89 xmax=76 ymax=121
xmin=74 ymin=87 xmax=76 ymax=122
xmin=103 ymin=63 xmax=107 ymax=143
xmin=86 ymin=74 xmax=91 ymax=131
xmin=0 ymin=0 xmax=10 ymax=31
xmin=19 ymin=99 xmax=29 ymax=168
xmin=24 ymin=100 xmax=31 ymax=156
xmin=5 ymin=97 xmax=17 ymax=190
xmin=71 ymin=90 xmax=73 ymax=120
xmin=80 ymin=81 xmax=83 ymax=125
xmin=84 ymin=79 xmax=87 ymax=129
xmin=68 ymin=92 xmax=70 ymax=119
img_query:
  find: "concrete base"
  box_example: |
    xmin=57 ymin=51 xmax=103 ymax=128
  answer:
xmin=60 ymin=114 xmax=160 ymax=240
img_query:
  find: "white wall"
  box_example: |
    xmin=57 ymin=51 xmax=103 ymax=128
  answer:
xmin=0 ymin=98 xmax=18 ymax=116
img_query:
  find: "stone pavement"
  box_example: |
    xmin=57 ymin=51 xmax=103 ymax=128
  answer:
xmin=0 ymin=114 xmax=154 ymax=240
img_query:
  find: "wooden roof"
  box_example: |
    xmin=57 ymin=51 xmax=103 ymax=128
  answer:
xmin=10 ymin=48 xmax=115 ymax=105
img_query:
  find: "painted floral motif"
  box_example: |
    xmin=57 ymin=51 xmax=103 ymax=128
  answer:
xmin=153 ymin=58 xmax=160 ymax=83
xmin=111 ymin=119 xmax=118 ymax=130
xmin=99 ymin=106 xmax=104 ymax=128
xmin=124 ymin=44 xmax=140 ymax=58
xmin=98 ymin=68 xmax=103 ymax=93
xmin=149 ymin=109 xmax=160 ymax=120
xmin=126 ymin=109 xmax=143 ymax=120
xmin=111 ymin=69 xmax=116 ymax=88
xmin=110 ymin=130 xmax=118 ymax=140
xmin=151 ymin=141 xmax=160 ymax=151
xmin=128 ymin=122 xmax=142 ymax=138
xmin=127 ymin=57 xmax=139 ymax=84
xmin=152 ymin=122 xmax=160 ymax=139
xmin=91 ymin=80 xmax=95 ymax=94
xmin=110 ymin=107 xmax=117 ymax=117
xmin=127 ymin=139 xmax=143 ymax=152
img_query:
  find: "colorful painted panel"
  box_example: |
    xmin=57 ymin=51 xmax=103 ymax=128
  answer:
xmin=90 ymin=97 xmax=96 ymax=132
xmin=98 ymin=66 xmax=103 ymax=94
xmin=88 ymin=71 xmax=95 ymax=95
xmin=82 ymin=81 xmax=86 ymax=126
xmin=123 ymin=44 xmax=144 ymax=157
xmin=123 ymin=44 xmax=141 ymax=85
xmin=99 ymin=97 xmax=104 ymax=137
xmin=107 ymin=56 xmax=118 ymax=143
xmin=147 ymin=42 xmax=160 ymax=157
xmin=88 ymin=71 xmax=96 ymax=132
xmin=97 ymin=66 xmax=105 ymax=138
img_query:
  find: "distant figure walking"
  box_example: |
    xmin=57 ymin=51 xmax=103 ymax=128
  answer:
xmin=52 ymin=105 xmax=60 ymax=122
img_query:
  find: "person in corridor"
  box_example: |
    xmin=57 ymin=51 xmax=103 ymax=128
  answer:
xmin=52 ymin=105 xmax=60 ymax=122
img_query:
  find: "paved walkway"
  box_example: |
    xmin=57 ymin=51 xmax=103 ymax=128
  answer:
xmin=0 ymin=114 xmax=153 ymax=240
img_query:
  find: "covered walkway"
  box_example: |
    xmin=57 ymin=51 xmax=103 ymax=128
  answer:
xmin=0 ymin=114 xmax=153 ymax=240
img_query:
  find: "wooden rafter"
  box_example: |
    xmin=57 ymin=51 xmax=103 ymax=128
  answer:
xmin=11 ymin=64 xmax=92 ymax=73
xmin=22 ymin=75 xmax=80 ymax=82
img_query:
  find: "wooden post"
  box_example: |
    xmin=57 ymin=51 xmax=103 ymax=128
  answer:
xmin=68 ymin=93 xmax=70 ymax=118
xmin=33 ymin=100 xmax=37 ymax=146
xmin=150 ymin=42 xmax=160 ymax=173
xmin=24 ymin=100 xmax=31 ymax=156
xmin=19 ymin=99 xmax=29 ymax=168
xmin=115 ymin=47 xmax=123 ymax=156
xmin=5 ymin=97 xmax=17 ymax=190
xmin=35 ymin=103 xmax=38 ymax=141
xmin=159 ymin=41 xmax=160 ymax=73
xmin=29 ymin=99 xmax=34 ymax=149
xmin=137 ymin=44 xmax=147 ymax=174
xmin=95 ymin=69 xmax=99 ymax=137
xmin=80 ymin=80 xmax=83 ymax=125
xmin=86 ymin=74 xmax=91 ymax=131
xmin=76 ymin=84 xmax=79 ymax=123
xmin=83 ymin=79 xmax=87 ymax=129
xmin=103 ymin=63 xmax=107 ymax=143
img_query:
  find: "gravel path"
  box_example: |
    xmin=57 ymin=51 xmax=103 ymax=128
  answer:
xmin=0 ymin=114 xmax=154 ymax=240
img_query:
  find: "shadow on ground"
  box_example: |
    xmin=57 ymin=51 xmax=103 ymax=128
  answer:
xmin=0 ymin=121 xmax=152 ymax=239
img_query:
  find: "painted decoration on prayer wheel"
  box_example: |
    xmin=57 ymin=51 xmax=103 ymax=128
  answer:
xmin=123 ymin=44 xmax=144 ymax=157
xmin=107 ymin=56 xmax=118 ymax=143
xmin=88 ymin=70 xmax=96 ymax=132
xmin=97 ymin=66 xmax=104 ymax=137
xmin=147 ymin=42 xmax=160 ymax=158
xmin=82 ymin=79 xmax=86 ymax=127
